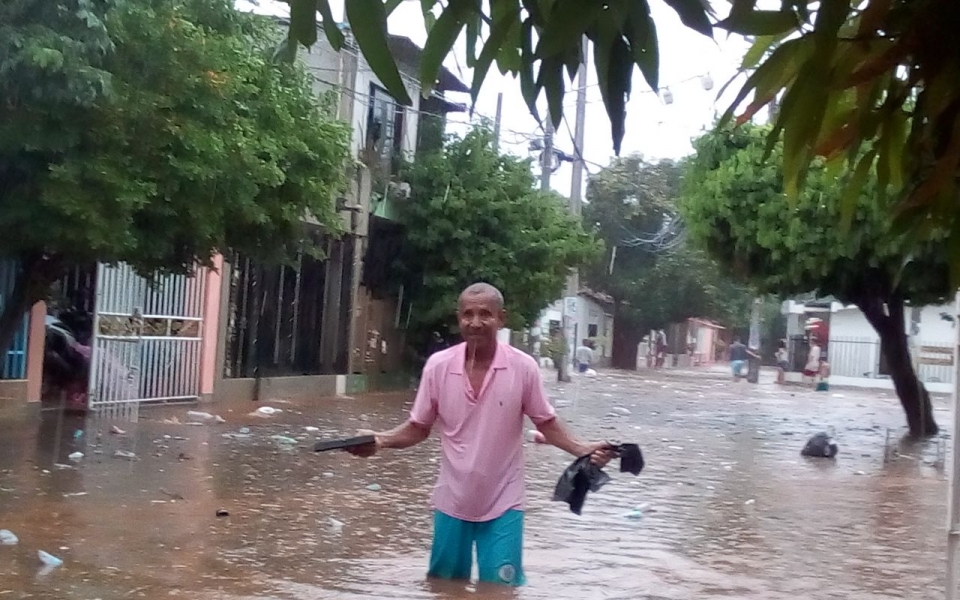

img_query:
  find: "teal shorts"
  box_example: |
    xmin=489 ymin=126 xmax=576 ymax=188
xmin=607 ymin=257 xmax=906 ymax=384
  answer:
xmin=428 ymin=509 xmax=526 ymax=586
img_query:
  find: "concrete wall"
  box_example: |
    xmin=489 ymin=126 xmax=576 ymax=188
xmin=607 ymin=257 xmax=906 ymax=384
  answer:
xmin=829 ymin=302 xmax=954 ymax=342
xmin=214 ymin=374 xmax=344 ymax=404
xmin=0 ymin=380 xmax=28 ymax=403
xmin=826 ymin=303 xmax=956 ymax=393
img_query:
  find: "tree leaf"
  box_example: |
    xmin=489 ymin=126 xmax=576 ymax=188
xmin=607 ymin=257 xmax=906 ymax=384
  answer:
xmin=839 ymin=149 xmax=874 ymax=232
xmin=345 ymin=0 xmax=412 ymax=105
xmin=472 ymin=6 xmax=520 ymax=106
xmin=538 ymin=57 xmax=565 ymax=128
xmin=272 ymin=35 xmax=298 ymax=63
xmin=317 ymin=0 xmax=345 ymax=49
xmin=720 ymin=37 xmax=810 ymax=128
xmin=625 ymin=0 xmax=659 ymax=91
xmin=741 ymin=35 xmax=775 ymax=70
xmin=289 ymin=0 xmax=317 ymax=47
xmin=780 ymin=67 xmax=829 ymax=197
xmin=385 ymin=0 xmax=405 ymax=15
xmin=594 ymin=33 xmax=632 ymax=154
xmin=420 ymin=0 xmax=470 ymax=97
xmin=465 ymin=12 xmax=480 ymax=66
xmin=519 ymin=20 xmax=540 ymax=122
xmin=536 ymin=0 xmax=600 ymax=58
xmin=718 ymin=10 xmax=799 ymax=36
xmin=662 ymin=0 xmax=713 ymax=37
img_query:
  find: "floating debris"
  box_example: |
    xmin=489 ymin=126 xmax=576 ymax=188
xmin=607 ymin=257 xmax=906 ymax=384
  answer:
xmin=0 ymin=529 xmax=18 ymax=545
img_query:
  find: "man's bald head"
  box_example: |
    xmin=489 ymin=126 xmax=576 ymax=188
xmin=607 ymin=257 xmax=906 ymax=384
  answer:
xmin=459 ymin=282 xmax=504 ymax=310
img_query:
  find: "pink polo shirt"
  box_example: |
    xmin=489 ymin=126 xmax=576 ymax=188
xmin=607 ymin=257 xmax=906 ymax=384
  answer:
xmin=409 ymin=342 xmax=556 ymax=522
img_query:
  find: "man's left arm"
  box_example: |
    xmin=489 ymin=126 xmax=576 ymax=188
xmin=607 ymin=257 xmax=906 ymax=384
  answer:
xmin=536 ymin=418 xmax=615 ymax=465
xmin=522 ymin=360 xmax=616 ymax=466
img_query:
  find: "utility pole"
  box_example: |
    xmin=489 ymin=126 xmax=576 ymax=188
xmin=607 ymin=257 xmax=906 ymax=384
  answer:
xmin=493 ymin=92 xmax=503 ymax=152
xmin=540 ymin=120 xmax=554 ymax=191
xmin=557 ymin=37 xmax=589 ymax=383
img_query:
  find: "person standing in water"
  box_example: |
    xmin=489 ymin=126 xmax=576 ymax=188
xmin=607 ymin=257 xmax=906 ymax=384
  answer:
xmin=574 ymin=339 xmax=595 ymax=373
xmin=729 ymin=337 xmax=759 ymax=381
xmin=347 ymin=283 xmax=615 ymax=586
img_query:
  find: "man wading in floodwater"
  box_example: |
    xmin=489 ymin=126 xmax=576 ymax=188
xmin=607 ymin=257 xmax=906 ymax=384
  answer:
xmin=347 ymin=283 xmax=615 ymax=586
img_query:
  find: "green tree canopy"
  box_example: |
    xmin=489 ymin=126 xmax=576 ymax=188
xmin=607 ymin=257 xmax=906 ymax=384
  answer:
xmin=718 ymin=0 xmax=960 ymax=279
xmin=286 ymin=0 xmax=960 ymax=280
xmin=397 ymin=128 xmax=599 ymax=349
xmin=0 ymin=0 xmax=351 ymax=351
xmin=681 ymin=123 xmax=950 ymax=437
xmin=583 ymin=156 xmax=752 ymax=369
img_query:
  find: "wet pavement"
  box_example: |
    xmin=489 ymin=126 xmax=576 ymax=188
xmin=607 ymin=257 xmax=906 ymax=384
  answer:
xmin=0 ymin=366 xmax=953 ymax=599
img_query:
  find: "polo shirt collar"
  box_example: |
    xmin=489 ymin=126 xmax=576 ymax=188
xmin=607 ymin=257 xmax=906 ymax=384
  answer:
xmin=449 ymin=341 xmax=509 ymax=374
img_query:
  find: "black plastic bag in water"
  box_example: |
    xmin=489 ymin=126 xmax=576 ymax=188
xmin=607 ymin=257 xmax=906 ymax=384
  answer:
xmin=553 ymin=443 xmax=644 ymax=515
xmin=801 ymin=432 xmax=838 ymax=458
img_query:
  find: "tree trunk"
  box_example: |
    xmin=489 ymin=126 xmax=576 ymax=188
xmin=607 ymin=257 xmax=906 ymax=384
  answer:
xmin=859 ymin=296 xmax=938 ymax=437
xmin=611 ymin=303 xmax=642 ymax=370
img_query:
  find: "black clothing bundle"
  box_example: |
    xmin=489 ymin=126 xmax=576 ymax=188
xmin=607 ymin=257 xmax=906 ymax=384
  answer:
xmin=552 ymin=443 xmax=644 ymax=515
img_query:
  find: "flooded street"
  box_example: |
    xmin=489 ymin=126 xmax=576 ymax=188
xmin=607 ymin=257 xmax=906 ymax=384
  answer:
xmin=0 ymin=367 xmax=952 ymax=599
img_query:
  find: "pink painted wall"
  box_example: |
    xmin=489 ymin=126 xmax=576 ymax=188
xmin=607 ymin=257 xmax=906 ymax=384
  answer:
xmin=199 ymin=255 xmax=223 ymax=396
xmin=25 ymin=301 xmax=46 ymax=402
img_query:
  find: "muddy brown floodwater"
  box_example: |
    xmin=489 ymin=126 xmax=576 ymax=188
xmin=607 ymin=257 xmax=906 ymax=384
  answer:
xmin=0 ymin=366 xmax=952 ymax=599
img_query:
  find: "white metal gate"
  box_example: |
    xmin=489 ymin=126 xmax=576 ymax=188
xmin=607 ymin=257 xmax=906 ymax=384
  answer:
xmin=88 ymin=263 xmax=205 ymax=409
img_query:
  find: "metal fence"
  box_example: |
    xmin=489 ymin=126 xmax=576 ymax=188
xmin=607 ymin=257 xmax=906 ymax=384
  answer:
xmin=89 ymin=263 xmax=205 ymax=408
xmin=0 ymin=259 xmax=28 ymax=380
xmin=826 ymin=335 xmax=954 ymax=385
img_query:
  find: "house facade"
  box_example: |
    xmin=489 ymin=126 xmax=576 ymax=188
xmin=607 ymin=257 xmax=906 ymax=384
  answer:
xmin=532 ymin=292 xmax=615 ymax=368
xmin=783 ymin=300 xmax=956 ymax=394
xmin=213 ymin=21 xmax=468 ymax=401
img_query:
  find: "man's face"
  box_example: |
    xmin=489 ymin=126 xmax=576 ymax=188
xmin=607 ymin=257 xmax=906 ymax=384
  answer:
xmin=457 ymin=293 xmax=505 ymax=347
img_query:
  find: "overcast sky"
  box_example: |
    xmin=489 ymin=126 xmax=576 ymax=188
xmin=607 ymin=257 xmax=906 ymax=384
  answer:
xmin=242 ymin=0 xmax=751 ymax=196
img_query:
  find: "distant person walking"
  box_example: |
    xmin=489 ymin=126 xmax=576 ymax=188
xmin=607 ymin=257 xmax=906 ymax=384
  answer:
xmin=803 ymin=337 xmax=822 ymax=386
xmin=574 ymin=340 xmax=595 ymax=374
xmin=655 ymin=330 xmax=667 ymax=369
xmin=729 ymin=337 xmax=759 ymax=381
xmin=775 ymin=340 xmax=789 ymax=385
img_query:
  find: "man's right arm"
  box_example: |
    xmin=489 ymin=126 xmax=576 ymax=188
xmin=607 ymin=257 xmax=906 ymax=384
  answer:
xmin=348 ymin=358 xmax=438 ymax=457
xmin=345 ymin=421 xmax=430 ymax=457
xmin=377 ymin=420 xmax=431 ymax=449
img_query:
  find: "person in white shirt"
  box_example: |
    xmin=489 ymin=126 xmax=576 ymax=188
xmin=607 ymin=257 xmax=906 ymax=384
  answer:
xmin=574 ymin=340 xmax=595 ymax=374
xmin=803 ymin=338 xmax=822 ymax=386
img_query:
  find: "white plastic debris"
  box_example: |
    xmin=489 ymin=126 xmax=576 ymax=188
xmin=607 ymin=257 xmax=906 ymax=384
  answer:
xmin=110 ymin=425 xmax=127 ymax=435
xmin=623 ymin=508 xmax=644 ymax=520
xmin=271 ymin=435 xmax=297 ymax=445
xmin=187 ymin=411 xmax=225 ymax=424
xmin=37 ymin=550 xmax=63 ymax=568
xmin=744 ymin=499 xmax=756 ymax=506
xmin=252 ymin=406 xmax=282 ymax=417
xmin=68 ymin=452 xmax=84 ymax=462
xmin=326 ymin=518 xmax=345 ymax=534
xmin=365 ymin=483 xmax=382 ymax=492
xmin=0 ymin=529 xmax=18 ymax=545
xmin=304 ymin=426 xmax=320 ymax=432
xmin=584 ymin=368 xmax=598 ymax=377
xmin=611 ymin=406 xmax=632 ymax=416
xmin=114 ymin=450 xmax=137 ymax=460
